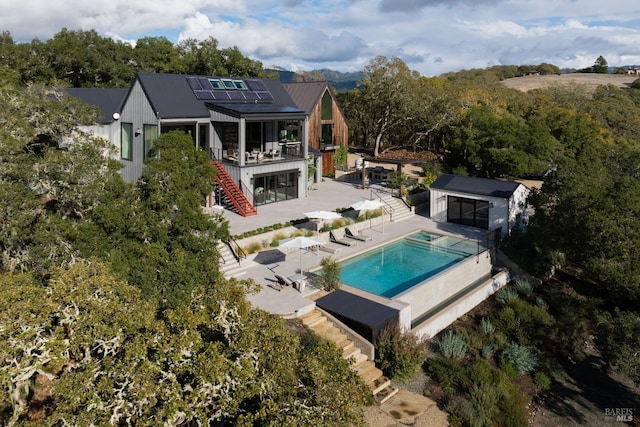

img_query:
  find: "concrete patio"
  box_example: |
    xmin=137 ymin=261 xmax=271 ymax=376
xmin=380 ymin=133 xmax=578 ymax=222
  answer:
xmin=215 ymin=178 xmax=488 ymax=318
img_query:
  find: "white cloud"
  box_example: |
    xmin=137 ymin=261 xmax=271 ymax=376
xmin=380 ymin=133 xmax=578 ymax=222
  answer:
xmin=2 ymin=0 xmax=640 ymax=75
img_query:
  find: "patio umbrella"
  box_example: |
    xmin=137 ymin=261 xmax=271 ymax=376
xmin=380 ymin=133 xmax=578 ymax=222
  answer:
xmin=304 ymin=210 xmax=342 ymax=235
xmin=304 ymin=210 xmax=342 ymax=220
xmin=350 ymin=199 xmax=385 ymax=233
xmin=279 ymin=236 xmax=323 ymax=279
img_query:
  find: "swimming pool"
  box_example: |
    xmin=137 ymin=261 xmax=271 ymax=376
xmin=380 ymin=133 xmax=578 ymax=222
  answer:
xmin=338 ymin=231 xmax=482 ymax=298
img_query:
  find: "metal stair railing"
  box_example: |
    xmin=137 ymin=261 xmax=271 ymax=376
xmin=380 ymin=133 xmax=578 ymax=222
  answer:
xmin=225 ymin=237 xmax=247 ymax=264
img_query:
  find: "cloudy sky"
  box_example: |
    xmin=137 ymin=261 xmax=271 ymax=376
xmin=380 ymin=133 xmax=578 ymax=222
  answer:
xmin=2 ymin=0 xmax=640 ymax=76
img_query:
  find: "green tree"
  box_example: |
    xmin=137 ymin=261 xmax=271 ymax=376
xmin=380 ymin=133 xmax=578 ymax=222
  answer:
xmin=593 ymin=55 xmax=608 ymax=73
xmin=81 ymin=131 xmax=230 ymax=305
xmin=0 ymin=262 xmax=369 ymax=425
xmin=43 ymin=28 xmax=135 ymax=87
xmin=333 ymin=143 xmax=348 ymax=170
xmin=134 ymin=36 xmax=185 ymax=74
xmin=0 ymin=81 xmax=121 ymax=274
xmin=359 ymin=56 xmax=419 ymax=156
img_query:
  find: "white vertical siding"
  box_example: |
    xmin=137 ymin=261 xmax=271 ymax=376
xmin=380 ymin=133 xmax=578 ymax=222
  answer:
xmin=429 ymin=185 xmax=529 ymax=233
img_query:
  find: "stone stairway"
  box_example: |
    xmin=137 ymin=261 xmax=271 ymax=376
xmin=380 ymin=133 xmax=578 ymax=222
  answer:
xmin=217 ymin=241 xmax=246 ymax=279
xmin=300 ymin=309 xmax=399 ymax=404
xmin=380 ymin=195 xmax=414 ymax=223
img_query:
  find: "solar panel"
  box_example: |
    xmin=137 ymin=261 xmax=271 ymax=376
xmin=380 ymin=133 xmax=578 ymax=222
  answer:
xmin=243 ymin=91 xmax=259 ymax=100
xmin=246 ymin=79 xmax=267 ymax=91
xmin=257 ymin=92 xmax=274 ymax=100
xmin=212 ymin=91 xmax=231 ymax=100
xmin=194 ymin=90 xmax=214 ymax=100
xmin=228 ymin=91 xmax=245 ymax=100
xmin=198 ymin=77 xmax=213 ymax=89
xmin=187 ymin=77 xmax=204 ymax=90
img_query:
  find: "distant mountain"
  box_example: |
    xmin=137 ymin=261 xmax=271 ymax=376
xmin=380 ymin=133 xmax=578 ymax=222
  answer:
xmin=265 ymin=67 xmax=365 ymax=92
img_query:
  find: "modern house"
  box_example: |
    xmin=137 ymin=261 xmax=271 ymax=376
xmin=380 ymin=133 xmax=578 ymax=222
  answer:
xmin=70 ymin=72 xmax=316 ymax=216
xmin=283 ymin=81 xmax=348 ymax=176
xmin=429 ymin=174 xmax=529 ymax=234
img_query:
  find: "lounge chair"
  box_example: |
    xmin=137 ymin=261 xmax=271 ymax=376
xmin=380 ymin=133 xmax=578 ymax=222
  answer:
xmin=330 ymin=230 xmax=356 ymax=247
xmin=274 ymin=274 xmax=295 ymax=287
xmin=345 ymin=227 xmax=372 ymax=242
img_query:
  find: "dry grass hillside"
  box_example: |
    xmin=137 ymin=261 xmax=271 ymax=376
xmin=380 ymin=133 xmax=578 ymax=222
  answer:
xmin=502 ymin=73 xmax=638 ymax=92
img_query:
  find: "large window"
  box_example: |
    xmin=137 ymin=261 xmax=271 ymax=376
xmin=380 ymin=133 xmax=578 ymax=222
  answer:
xmin=321 ymin=91 xmax=333 ymax=120
xmin=143 ymin=124 xmax=158 ymax=161
xmin=447 ymin=196 xmax=489 ymax=229
xmin=121 ymin=123 xmax=133 ymax=160
xmin=253 ymin=170 xmax=298 ymax=206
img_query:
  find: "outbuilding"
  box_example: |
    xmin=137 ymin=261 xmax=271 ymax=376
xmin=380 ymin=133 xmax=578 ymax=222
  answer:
xmin=429 ymin=174 xmax=529 ymax=234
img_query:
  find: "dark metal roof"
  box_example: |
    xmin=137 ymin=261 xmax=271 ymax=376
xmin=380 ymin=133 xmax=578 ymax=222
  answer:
xmin=430 ymin=174 xmax=522 ymax=199
xmin=66 ymin=88 xmax=127 ymax=124
xmin=206 ymin=102 xmax=305 ymax=119
xmin=282 ymin=81 xmax=328 ymax=113
xmin=316 ymin=289 xmax=399 ymax=332
xmin=136 ymin=73 xmax=302 ymax=120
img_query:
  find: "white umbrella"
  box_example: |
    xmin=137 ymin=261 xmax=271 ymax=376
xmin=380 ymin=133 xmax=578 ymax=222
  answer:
xmin=304 ymin=210 xmax=342 ymax=220
xmin=350 ymin=199 xmax=385 ymax=233
xmin=279 ymin=236 xmax=323 ymax=279
xmin=304 ymin=210 xmax=342 ymax=236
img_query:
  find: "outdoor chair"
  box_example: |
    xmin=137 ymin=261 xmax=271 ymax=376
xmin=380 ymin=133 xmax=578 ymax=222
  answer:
xmin=330 ymin=230 xmax=356 ymax=247
xmin=275 ymin=274 xmax=296 ymax=287
xmin=345 ymin=227 xmax=372 ymax=242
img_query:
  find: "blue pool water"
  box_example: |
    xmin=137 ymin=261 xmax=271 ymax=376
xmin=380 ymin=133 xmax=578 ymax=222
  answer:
xmin=338 ymin=231 xmax=478 ymax=298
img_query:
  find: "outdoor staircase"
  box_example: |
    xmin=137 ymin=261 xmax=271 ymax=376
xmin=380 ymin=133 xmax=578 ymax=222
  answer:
xmin=211 ymin=160 xmax=257 ymax=217
xmin=300 ymin=309 xmax=399 ymax=405
xmin=217 ymin=241 xmax=246 ymax=279
xmin=379 ymin=194 xmax=414 ymax=223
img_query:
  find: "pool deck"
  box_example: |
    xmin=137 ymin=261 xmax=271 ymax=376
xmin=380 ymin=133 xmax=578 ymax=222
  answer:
xmin=219 ymin=178 xmax=488 ymax=318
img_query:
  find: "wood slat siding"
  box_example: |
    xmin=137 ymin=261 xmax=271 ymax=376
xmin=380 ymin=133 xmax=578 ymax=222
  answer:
xmin=306 ymin=90 xmax=348 ymax=176
xmin=119 ymin=80 xmax=158 ymax=182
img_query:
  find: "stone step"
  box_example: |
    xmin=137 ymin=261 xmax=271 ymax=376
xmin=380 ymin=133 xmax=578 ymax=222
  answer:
xmin=374 ymin=385 xmax=399 ymax=405
xmin=350 ymin=352 xmax=369 ymax=368
xmin=329 ymin=329 xmax=348 ymax=342
xmin=309 ymin=320 xmax=334 ymax=335
xmin=362 ymin=366 xmax=384 ymax=385
xmin=370 ymin=375 xmax=391 ymax=395
xmin=324 ymin=329 xmax=347 ymax=343
xmin=305 ymin=315 xmax=328 ymax=329
xmin=343 ymin=345 xmax=361 ymax=361
xmin=317 ymin=325 xmax=341 ymax=338
xmin=300 ymin=310 xmax=322 ymax=325
xmin=338 ymin=339 xmax=354 ymax=352
xmin=354 ymin=360 xmax=377 ymax=376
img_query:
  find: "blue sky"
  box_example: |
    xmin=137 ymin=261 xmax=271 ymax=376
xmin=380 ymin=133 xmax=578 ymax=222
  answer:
xmin=2 ymin=0 xmax=640 ymax=76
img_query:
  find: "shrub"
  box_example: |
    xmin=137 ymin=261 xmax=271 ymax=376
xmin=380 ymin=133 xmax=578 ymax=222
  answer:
xmin=501 ymin=343 xmax=538 ymax=375
xmin=514 ymin=278 xmax=533 ymax=296
xmin=495 ymin=286 xmax=518 ymax=305
xmin=439 ymin=330 xmax=468 ymax=360
xmin=427 ymin=356 xmax=465 ymax=391
xmin=459 ymin=325 xmax=485 ymax=356
xmin=480 ymin=317 xmax=496 ymax=335
xmin=444 ymin=395 xmax=474 ymax=427
xmin=244 ymin=241 xmax=263 ymax=254
xmin=469 ymin=383 xmax=501 ymax=427
xmin=270 ymin=232 xmax=289 ymax=247
xmin=376 ymin=323 xmax=426 ymax=382
xmin=535 ymin=296 xmax=548 ymax=311
xmin=319 ymin=256 xmax=341 ymax=291
xmin=533 ymin=371 xmax=552 ymax=391
xmin=481 ymin=344 xmax=494 ymax=359
xmin=464 ymin=359 xmax=495 ymax=387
